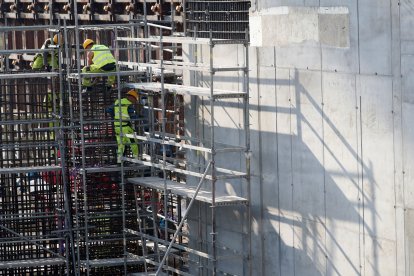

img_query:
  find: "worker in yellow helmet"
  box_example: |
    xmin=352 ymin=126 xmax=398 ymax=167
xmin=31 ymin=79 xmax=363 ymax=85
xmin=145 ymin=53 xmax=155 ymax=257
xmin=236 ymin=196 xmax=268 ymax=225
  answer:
xmin=82 ymin=39 xmax=117 ymax=93
xmin=106 ymin=89 xmax=139 ymax=163
xmin=31 ymin=34 xmax=62 ymax=70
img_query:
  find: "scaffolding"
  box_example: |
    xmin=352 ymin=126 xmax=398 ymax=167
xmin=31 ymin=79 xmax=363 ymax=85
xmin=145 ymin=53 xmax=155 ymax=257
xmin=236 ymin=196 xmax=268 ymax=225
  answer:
xmin=0 ymin=1 xmax=251 ymax=275
xmin=64 ymin=22 xmax=147 ymax=275
xmin=118 ymin=26 xmax=251 ymax=275
xmin=63 ymin=1 xmax=181 ymax=273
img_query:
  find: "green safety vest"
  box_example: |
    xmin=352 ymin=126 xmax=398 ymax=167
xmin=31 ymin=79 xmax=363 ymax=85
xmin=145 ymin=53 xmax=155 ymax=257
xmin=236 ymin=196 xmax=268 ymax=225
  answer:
xmin=92 ymin=44 xmax=116 ymax=68
xmin=44 ymin=92 xmax=59 ymax=113
xmin=114 ymin=98 xmax=132 ymax=127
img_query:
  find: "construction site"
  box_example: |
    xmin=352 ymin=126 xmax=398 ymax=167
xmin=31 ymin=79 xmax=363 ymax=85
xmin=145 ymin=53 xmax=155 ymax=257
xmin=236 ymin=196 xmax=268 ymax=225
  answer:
xmin=0 ymin=0 xmax=412 ymax=275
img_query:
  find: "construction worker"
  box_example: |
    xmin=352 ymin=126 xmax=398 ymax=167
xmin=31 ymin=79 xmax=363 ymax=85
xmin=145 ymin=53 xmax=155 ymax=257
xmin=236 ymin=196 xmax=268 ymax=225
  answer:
xmin=106 ymin=89 xmax=139 ymax=163
xmin=31 ymin=34 xmax=61 ymax=70
xmin=43 ymin=91 xmax=59 ymax=140
xmin=82 ymin=39 xmax=116 ymax=92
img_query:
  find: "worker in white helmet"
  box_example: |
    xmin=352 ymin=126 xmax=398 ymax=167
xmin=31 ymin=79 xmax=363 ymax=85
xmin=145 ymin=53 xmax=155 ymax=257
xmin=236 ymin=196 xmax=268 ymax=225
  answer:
xmin=106 ymin=89 xmax=139 ymax=163
xmin=82 ymin=38 xmax=116 ymax=92
xmin=31 ymin=34 xmax=62 ymax=70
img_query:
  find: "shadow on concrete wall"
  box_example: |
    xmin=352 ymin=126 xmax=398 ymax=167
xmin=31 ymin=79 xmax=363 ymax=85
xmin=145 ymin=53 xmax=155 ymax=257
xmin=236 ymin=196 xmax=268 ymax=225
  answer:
xmin=190 ymin=68 xmax=378 ymax=275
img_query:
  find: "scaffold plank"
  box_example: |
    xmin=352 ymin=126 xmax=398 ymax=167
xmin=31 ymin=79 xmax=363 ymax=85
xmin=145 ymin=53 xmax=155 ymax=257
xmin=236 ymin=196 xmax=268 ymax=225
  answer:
xmin=118 ymin=61 xmax=178 ymax=76
xmin=67 ymin=70 xmax=146 ymax=79
xmin=0 ymin=72 xmax=59 ymax=79
xmin=123 ymin=82 xmax=247 ymax=99
xmin=124 ymin=157 xmax=247 ymax=180
xmin=83 ymin=165 xmax=148 ymax=173
xmin=0 ymin=25 xmax=57 ymax=32
xmin=0 ymin=258 xmax=65 ymax=268
xmin=128 ymin=177 xmax=248 ymax=206
xmin=129 ymin=273 xmax=160 ymax=276
xmin=80 ymin=257 xmax=143 ymax=268
xmin=0 ymin=166 xmax=62 ymax=174
xmin=117 ymin=36 xmax=247 ymax=45
xmin=126 ymin=229 xmax=212 ymax=260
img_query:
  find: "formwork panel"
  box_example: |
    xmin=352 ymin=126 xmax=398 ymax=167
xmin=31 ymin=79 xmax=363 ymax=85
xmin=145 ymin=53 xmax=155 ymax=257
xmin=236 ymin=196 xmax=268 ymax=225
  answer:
xmin=278 ymin=212 xmax=295 ymax=276
xmin=398 ymin=55 xmax=413 ymax=211
xmin=276 ymin=68 xmax=295 ymax=276
xmin=257 ymin=67 xmax=278 ymax=214
xmin=325 ymin=223 xmax=360 ymax=276
xmin=276 ymin=68 xmax=295 ymax=211
xmin=406 ymin=208 xmax=414 ymax=276
xmin=320 ymin=0 xmax=358 ymax=74
xmin=400 ymin=0 xmax=414 ymax=40
xmin=363 ymin=235 xmax=396 ymax=276
xmin=402 ymin=101 xmax=414 ymax=210
xmin=246 ymin=55 xmax=266 ymax=276
xmin=276 ymin=43 xmax=321 ymax=71
xmin=322 ymin=72 xmax=361 ymax=275
xmin=357 ymin=75 xmax=395 ymax=240
xmin=358 ymin=1 xmax=392 ymax=76
xmin=262 ymin=206 xmax=282 ymax=276
xmin=357 ymin=75 xmax=396 ymax=274
xmin=291 ymin=70 xmax=324 ymax=219
xmin=290 ymin=70 xmax=326 ymax=275
xmin=293 ymin=219 xmax=326 ymax=276
xmin=322 ymin=72 xmax=359 ymax=223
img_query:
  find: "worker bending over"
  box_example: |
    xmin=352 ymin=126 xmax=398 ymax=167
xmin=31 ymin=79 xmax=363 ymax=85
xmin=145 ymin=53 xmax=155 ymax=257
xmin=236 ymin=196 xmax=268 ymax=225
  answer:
xmin=82 ymin=39 xmax=116 ymax=92
xmin=31 ymin=34 xmax=61 ymax=70
xmin=106 ymin=90 xmax=139 ymax=163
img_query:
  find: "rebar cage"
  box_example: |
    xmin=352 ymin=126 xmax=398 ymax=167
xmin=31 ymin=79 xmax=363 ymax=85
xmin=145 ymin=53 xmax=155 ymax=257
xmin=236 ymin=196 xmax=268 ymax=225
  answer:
xmin=1 ymin=1 xmax=251 ymax=273
xmin=0 ymin=75 xmax=69 ymax=275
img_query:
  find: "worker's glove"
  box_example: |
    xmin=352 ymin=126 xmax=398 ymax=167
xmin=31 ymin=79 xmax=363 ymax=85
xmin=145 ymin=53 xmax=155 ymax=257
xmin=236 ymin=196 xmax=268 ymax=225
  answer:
xmin=84 ymin=65 xmax=90 ymax=72
xmin=45 ymin=65 xmax=51 ymax=72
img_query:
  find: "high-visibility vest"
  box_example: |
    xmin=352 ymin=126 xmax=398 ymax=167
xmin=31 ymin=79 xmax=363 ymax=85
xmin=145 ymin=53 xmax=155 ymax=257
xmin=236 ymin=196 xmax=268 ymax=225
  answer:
xmin=44 ymin=92 xmax=59 ymax=113
xmin=36 ymin=38 xmax=58 ymax=60
xmin=92 ymin=44 xmax=116 ymax=68
xmin=114 ymin=98 xmax=132 ymax=127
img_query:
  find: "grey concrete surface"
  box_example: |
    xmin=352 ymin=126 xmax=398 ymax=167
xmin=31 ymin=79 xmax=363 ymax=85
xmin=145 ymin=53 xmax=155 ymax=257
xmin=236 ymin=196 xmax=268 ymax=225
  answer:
xmin=183 ymin=1 xmax=412 ymax=275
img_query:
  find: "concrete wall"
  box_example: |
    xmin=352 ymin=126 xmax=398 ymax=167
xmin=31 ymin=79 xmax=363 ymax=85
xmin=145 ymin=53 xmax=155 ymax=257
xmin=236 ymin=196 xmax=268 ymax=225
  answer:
xmin=185 ymin=1 xmax=413 ymax=275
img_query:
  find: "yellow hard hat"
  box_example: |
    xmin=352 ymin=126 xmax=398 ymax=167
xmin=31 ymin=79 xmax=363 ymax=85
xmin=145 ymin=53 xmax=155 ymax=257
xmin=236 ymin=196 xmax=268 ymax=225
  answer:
xmin=126 ymin=89 xmax=138 ymax=100
xmin=53 ymin=34 xmax=63 ymax=45
xmin=83 ymin=38 xmax=94 ymax=49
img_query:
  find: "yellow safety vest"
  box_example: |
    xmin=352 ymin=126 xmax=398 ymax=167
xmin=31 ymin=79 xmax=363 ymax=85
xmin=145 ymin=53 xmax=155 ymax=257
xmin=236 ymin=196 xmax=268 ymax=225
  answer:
xmin=92 ymin=44 xmax=116 ymax=68
xmin=114 ymin=98 xmax=132 ymax=127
